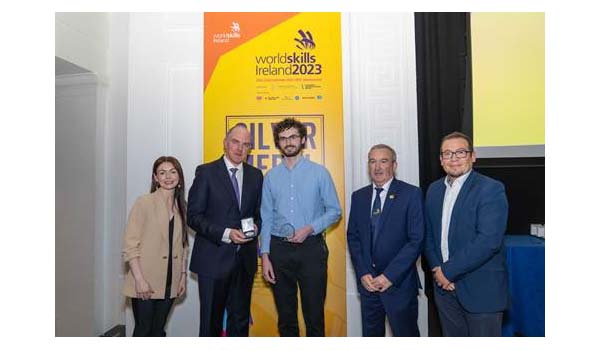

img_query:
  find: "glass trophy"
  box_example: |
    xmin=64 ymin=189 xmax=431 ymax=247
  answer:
xmin=280 ymin=223 xmax=295 ymax=240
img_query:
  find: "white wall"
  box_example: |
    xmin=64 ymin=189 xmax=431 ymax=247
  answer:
xmin=56 ymin=73 xmax=99 ymax=336
xmin=56 ymin=13 xmax=110 ymax=82
xmin=124 ymin=12 xmax=424 ymax=336
xmin=55 ymin=12 xmax=129 ymax=336
xmin=104 ymin=12 xmax=130 ymax=334
xmin=125 ymin=12 xmax=204 ymax=336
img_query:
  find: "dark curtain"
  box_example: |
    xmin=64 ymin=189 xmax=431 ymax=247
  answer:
xmin=414 ymin=12 xmax=472 ymax=336
xmin=415 ymin=12 xmax=472 ymax=190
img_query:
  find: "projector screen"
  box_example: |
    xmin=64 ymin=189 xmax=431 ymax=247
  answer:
xmin=471 ymin=12 xmax=545 ymax=158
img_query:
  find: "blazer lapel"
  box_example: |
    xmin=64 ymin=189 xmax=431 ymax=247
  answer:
xmin=448 ymin=171 xmax=477 ymax=243
xmin=432 ymin=180 xmax=445 ymax=248
xmin=152 ymin=190 xmax=170 ymax=242
xmin=363 ymin=187 xmax=374 ymax=238
xmin=240 ymin=163 xmax=253 ymax=215
xmin=378 ymin=179 xmax=399 ymax=235
xmin=173 ymin=201 xmax=182 ymax=244
xmin=361 ymin=187 xmax=374 ymax=262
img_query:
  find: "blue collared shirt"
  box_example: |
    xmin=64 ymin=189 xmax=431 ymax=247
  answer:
xmin=260 ymin=156 xmax=342 ymax=254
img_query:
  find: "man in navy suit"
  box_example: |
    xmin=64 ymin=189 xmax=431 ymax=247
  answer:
xmin=424 ymin=132 xmax=509 ymax=337
xmin=187 ymin=123 xmax=263 ymax=336
xmin=347 ymin=144 xmax=424 ymax=336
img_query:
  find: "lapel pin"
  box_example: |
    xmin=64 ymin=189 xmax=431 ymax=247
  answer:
xmin=389 ymin=194 xmax=395 ymax=200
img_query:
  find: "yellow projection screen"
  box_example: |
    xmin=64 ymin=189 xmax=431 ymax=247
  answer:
xmin=471 ymin=12 xmax=544 ymax=157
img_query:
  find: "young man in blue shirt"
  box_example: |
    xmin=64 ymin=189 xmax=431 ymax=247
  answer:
xmin=260 ymin=118 xmax=341 ymax=336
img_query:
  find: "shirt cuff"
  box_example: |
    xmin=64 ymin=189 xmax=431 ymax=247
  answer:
xmin=260 ymin=234 xmax=271 ymax=255
xmin=222 ymin=228 xmax=232 ymax=243
xmin=309 ymin=221 xmax=322 ymax=235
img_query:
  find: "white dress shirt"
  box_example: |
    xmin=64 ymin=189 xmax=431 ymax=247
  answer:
xmin=440 ymin=170 xmax=471 ymax=262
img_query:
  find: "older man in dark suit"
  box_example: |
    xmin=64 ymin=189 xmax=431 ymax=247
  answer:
xmin=187 ymin=123 xmax=263 ymax=337
xmin=347 ymin=144 xmax=424 ymax=336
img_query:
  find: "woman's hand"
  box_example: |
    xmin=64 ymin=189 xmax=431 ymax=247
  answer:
xmin=177 ymin=273 xmax=187 ymax=297
xmin=134 ymin=277 xmax=154 ymax=300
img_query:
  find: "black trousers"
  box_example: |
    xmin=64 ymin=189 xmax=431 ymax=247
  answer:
xmin=434 ymin=289 xmax=503 ymax=336
xmin=197 ymin=255 xmax=255 ymax=336
xmin=131 ymin=297 xmax=175 ymax=337
xmin=269 ymin=235 xmax=328 ymax=336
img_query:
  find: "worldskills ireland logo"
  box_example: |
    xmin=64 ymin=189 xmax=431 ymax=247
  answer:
xmin=253 ymin=28 xmax=321 ymax=78
xmin=295 ymin=29 xmax=315 ymax=50
xmin=212 ymin=21 xmax=241 ymax=44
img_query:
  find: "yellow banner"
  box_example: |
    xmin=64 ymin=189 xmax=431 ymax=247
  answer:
xmin=204 ymin=13 xmax=346 ymax=336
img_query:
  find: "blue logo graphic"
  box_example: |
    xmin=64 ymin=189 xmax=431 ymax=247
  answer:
xmin=295 ymin=29 xmax=315 ymax=50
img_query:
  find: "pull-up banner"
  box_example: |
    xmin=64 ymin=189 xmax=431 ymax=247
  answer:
xmin=204 ymin=13 xmax=346 ymax=336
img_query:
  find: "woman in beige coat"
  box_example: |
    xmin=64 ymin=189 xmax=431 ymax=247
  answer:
xmin=122 ymin=156 xmax=189 ymax=336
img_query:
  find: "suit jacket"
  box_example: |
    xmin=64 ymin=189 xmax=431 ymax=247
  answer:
xmin=122 ymin=190 xmax=189 ymax=299
xmin=424 ymin=171 xmax=509 ymax=313
xmin=347 ymin=178 xmax=424 ymax=296
xmin=187 ymin=156 xmax=263 ymax=279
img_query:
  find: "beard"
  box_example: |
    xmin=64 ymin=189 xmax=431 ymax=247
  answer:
xmin=444 ymin=164 xmax=472 ymax=179
xmin=283 ymin=144 xmax=303 ymax=157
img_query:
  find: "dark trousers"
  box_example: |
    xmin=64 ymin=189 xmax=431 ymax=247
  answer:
xmin=360 ymin=289 xmax=419 ymax=337
xmin=197 ymin=256 xmax=255 ymax=337
xmin=269 ymin=235 xmax=328 ymax=336
xmin=131 ymin=297 xmax=175 ymax=337
xmin=434 ymin=289 xmax=503 ymax=336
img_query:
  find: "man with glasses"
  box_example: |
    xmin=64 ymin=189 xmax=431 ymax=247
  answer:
xmin=424 ymin=131 xmax=509 ymax=336
xmin=188 ymin=123 xmax=263 ymax=336
xmin=260 ymin=117 xmax=341 ymax=336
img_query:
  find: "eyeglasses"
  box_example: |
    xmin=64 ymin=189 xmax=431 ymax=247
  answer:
xmin=278 ymin=134 xmax=301 ymax=143
xmin=440 ymin=149 xmax=472 ymax=160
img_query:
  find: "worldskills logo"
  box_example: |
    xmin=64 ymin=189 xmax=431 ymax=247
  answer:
xmin=294 ymin=29 xmax=315 ymax=50
xmin=212 ymin=21 xmax=241 ymax=44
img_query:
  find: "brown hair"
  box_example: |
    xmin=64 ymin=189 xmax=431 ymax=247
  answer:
xmin=272 ymin=117 xmax=307 ymax=151
xmin=440 ymin=131 xmax=473 ymax=152
xmin=151 ymin=156 xmax=188 ymax=247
